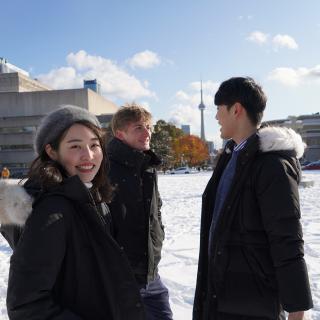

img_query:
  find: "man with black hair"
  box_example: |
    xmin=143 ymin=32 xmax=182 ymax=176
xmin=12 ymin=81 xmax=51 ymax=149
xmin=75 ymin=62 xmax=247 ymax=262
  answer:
xmin=193 ymin=77 xmax=313 ymax=320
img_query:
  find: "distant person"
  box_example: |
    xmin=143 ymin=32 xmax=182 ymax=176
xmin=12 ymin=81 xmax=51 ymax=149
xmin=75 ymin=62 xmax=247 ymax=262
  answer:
xmin=193 ymin=77 xmax=313 ymax=320
xmin=107 ymin=103 xmax=173 ymax=320
xmin=0 ymin=105 xmax=144 ymax=320
xmin=1 ymin=167 xmax=10 ymax=179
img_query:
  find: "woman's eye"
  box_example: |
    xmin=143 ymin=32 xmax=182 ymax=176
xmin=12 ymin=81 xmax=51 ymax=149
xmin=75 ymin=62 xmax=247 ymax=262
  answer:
xmin=70 ymin=145 xmax=80 ymax=149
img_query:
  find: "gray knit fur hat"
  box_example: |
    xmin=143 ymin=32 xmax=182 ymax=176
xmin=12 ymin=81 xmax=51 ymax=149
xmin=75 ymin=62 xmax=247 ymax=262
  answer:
xmin=34 ymin=105 xmax=101 ymax=155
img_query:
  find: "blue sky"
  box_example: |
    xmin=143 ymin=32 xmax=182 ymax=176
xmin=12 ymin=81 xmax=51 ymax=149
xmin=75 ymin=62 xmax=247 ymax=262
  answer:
xmin=1 ymin=0 xmax=320 ymax=146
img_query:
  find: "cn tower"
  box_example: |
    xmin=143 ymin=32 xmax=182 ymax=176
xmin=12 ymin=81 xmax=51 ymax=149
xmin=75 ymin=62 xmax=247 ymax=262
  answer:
xmin=198 ymin=80 xmax=206 ymax=141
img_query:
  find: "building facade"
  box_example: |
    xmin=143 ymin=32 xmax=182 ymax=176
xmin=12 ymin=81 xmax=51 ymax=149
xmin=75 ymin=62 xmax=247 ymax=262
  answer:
xmin=0 ymin=72 xmax=51 ymax=93
xmin=0 ymin=69 xmax=118 ymax=177
xmin=181 ymin=124 xmax=191 ymax=135
xmin=84 ymin=79 xmax=101 ymax=95
xmin=264 ymin=114 xmax=320 ymax=162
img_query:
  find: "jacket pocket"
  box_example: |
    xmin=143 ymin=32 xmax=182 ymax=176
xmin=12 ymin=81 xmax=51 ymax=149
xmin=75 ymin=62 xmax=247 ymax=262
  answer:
xmin=242 ymin=246 xmax=277 ymax=294
xmin=219 ymin=245 xmax=279 ymax=318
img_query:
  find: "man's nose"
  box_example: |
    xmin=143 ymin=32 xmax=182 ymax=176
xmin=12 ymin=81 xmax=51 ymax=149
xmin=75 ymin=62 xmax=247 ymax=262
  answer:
xmin=143 ymin=126 xmax=151 ymax=137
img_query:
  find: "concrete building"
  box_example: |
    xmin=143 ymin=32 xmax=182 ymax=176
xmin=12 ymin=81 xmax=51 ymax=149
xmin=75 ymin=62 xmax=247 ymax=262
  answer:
xmin=0 ymin=72 xmax=51 ymax=93
xmin=206 ymin=141 xmax=215 ymax=154
xmin=181 ymin=124 xmax=190 ymax=135
xmin=84 ymin=79 xmax=101 ymax=95
xmin=264 ymin=113 xmax=320 ymax=162
xmin=0 ymin=65 xmax=118 ymax=177
xmin=206 ymin=140 xmax=216 ymax=166
xmin=0 ymin=57 xmax=29 ymax=76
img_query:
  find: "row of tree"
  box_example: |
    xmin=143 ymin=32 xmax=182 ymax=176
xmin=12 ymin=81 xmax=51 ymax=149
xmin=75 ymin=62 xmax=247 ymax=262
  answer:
xmin=150 ymin=120 xmax=209 ymax=170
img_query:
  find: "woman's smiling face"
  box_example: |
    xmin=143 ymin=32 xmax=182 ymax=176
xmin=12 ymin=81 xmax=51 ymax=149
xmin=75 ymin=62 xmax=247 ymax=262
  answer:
xmin=46 ymin=123 xmax=103 ymax=183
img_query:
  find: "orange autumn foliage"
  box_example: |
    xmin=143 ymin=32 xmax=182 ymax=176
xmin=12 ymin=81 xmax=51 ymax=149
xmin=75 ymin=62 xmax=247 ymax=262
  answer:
xmin=171 ymin=135 xmax=209 ymax=167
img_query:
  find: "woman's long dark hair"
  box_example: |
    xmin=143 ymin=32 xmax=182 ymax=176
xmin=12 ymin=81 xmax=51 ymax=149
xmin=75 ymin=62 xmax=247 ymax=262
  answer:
xmin=28 ymin=120 xmax=113 ymax=203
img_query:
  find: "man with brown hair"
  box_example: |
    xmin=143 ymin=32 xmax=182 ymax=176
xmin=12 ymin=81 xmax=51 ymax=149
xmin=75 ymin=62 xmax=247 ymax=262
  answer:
xmin=107 ymin=103 xmax=173 ymax=320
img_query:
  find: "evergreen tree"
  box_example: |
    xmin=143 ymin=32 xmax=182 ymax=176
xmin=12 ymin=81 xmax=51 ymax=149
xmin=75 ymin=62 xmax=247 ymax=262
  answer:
xmin=151 ymin=120 xmax=184 ymax=170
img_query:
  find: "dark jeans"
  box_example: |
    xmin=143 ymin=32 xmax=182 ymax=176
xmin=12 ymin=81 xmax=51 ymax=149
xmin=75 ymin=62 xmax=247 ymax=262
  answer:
xmin=140 ymin=275 xmax=173 ymax=320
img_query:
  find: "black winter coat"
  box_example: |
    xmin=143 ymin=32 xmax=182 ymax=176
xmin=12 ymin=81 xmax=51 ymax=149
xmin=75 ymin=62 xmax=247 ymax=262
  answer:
xmin=107 ymin=138 xmax=164 ymax=286
xmin=0 ymin=176 xmax=144 ymax=320
xmin=193 ymin=128 xmax=313 ymax=320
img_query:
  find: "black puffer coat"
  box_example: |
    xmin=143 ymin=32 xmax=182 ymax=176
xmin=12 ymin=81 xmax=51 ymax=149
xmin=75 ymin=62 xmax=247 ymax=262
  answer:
xmin=107 ymin=138 xmax=164 ymax=286
xmin=0 ymin=176 xmax=144 ymax=320
xmin=193 ymin=128 xmax=313 ymax=320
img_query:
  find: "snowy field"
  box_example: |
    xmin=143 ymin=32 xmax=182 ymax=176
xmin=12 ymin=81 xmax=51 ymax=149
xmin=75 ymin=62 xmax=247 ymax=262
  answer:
xmin=158 ymin=171 xmax=320 ymax=320
xmin=0 ymin=171 xmax=319 ymax=319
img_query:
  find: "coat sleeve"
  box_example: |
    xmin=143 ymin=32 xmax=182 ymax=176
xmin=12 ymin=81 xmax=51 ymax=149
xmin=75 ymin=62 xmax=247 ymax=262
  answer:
xmin=7 ymin=196 xmax=84 ymax=320
xmin=154 ymin=172 xmax=163 ymax=227
xmin=255 ymin=157 xmax=313 ymax=312
xmin=0 ymin=225 xmax=23 ymax=249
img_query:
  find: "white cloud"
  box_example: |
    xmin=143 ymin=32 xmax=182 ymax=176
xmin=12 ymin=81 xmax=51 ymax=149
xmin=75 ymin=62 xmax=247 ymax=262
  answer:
xmin=169 ymin=80 xmax=219 ymax=135
xmin=308 ymin=65 xmax=320 ymax=77
xmin=247 ymin=31 xmax=299 ymax=51
xmin=169 ymin=104 xmax=200 ymax=129
xmin=175 ymin=90 xmax=190 ymax=101
xmin=67 ymin=51 xmax=107 ymax=70
xmin=247 ymin=31 xmax=269 ymax=45
xmin=268 ymin=68 xmax=301 ymax=86
xmin=268 ymin=65 xmax=320 ymax=86
xmin=272 ymin=34 xmax=298 ymax=50
xmin=206 ymin=131 xmax=223 ymax=149
xmin=138 ymin=101 xmax=151 ymax=112
xmin=238 ymin=15 xmax=253 ymax=21
xmin=37 ymin=67 xmax=81 ymax=89
xmin=126 ymin=50 xmax=161 ymax=69
xmin=37 ymin=50 xmax=155 ymax=101
xmin=189 ymin=80 xmax=219 ymax=93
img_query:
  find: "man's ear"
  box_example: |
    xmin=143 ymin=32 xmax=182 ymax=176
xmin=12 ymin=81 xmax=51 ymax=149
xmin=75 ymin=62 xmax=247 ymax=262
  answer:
xmin=115 ymin=129 xmax=125 ymax=141
xmin=233 ymin=102 xmax=244 ymax=118
xmin=45 ymin=144 xmax=58 ymax=161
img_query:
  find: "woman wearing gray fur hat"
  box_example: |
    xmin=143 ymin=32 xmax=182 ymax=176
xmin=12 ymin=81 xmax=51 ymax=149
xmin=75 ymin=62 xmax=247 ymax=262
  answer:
xmin=0 ymin=105 xmax=145 ymax=320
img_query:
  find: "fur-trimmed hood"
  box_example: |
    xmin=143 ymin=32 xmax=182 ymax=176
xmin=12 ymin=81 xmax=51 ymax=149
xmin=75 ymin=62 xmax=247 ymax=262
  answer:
xmin=224 ymin=126 xmax=305 ymax=159
xmin=258 ymin=126 xmax=305 ymax=159
xmin=0 ymin=176 xmax=91 ymax=229
xmin=0 ymin=180 xmax=33 ymax=226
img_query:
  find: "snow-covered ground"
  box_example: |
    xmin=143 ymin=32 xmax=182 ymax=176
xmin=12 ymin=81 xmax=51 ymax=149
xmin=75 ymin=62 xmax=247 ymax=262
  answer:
xmin=158 ymin=171 xmax=320 ymax=320
xmin=0 ymin=172 xmax=319 ymax=319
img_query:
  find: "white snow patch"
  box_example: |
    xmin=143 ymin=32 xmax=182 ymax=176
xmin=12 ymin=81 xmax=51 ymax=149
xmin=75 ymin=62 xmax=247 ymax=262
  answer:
xmin=0 ymin=173 xmax=319 ymax=319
